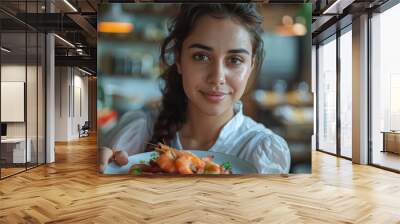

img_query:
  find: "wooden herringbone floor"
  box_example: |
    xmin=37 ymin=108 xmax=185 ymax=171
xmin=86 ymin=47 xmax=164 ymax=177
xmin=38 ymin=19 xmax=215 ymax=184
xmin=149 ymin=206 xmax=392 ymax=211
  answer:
xmin=1 ymin=135 xmax=400 ymax=224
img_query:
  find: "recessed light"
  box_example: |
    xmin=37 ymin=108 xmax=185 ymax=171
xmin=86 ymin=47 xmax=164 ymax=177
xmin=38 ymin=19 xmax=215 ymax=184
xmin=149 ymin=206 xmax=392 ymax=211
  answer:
xmin=63 ymin=0 xmax=78 ymax=12
xmin=1 ymin=47 xmax=11 ymax=53
xmin=54 ymin=34 xmax=75 ymax=48
xmin=78 ymin=67 xmax=92 ymax=76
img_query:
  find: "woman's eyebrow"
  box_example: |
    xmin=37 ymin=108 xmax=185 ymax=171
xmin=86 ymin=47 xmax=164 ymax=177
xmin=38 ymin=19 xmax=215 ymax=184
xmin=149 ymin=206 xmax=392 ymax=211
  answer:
xmin=188 ymin=43 xmax=212 ymax=51
xmin=228 ymin=49 xmax=250 ymax=55
xmin=188 ymin=43 xmax=250 ymax=55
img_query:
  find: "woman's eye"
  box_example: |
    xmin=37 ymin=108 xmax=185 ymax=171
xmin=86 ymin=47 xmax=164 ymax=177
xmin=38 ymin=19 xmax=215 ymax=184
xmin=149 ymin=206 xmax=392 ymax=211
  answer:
xmin=228 ymin=57 xmax=243 ymax=65
xmin=192 ymin=54 xmax=209 ymax=62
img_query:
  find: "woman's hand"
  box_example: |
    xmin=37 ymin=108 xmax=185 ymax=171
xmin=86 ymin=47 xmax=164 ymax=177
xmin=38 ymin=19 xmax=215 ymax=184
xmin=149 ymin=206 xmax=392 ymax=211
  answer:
xmin=99 ymin=147 xmax=129 ymax=173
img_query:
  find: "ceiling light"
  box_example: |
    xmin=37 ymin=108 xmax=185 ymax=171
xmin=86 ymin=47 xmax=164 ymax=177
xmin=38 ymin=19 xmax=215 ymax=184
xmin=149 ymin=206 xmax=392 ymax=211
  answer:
xmin=282 ymin=15 xmax=293 ymax=26
xmin=54 ymin=34 xmax=75 ymax=48
xmin=1 ymin=47 xmax=11 ymax=53
xmin=63 ymin=0 xmax=78 ymax=12
xmin=323 ymin=0 xmax=355 ymax=15
xmin=78 ymin=67 xmax=92 ymax=76
xmin=99 ymin=4 xmax=134 ymax=34
xmin=275 ymin=15 xmax=307 ymax=37
xmin=293 ymin=23 xmax=307 ymax=36
xmin=98 ymin=22 xmax=134 ymax=34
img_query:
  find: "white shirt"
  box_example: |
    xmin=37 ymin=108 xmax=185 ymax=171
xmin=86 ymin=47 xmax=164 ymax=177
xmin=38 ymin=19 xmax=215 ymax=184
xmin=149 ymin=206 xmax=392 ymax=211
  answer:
xmin=103 ymin=101 xmax=291 ymax=174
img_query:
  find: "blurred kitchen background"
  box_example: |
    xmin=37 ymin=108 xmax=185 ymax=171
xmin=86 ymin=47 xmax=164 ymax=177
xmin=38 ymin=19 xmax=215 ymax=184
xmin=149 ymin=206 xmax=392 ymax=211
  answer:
xmin=97 ymin=3 xmax=312 ymax=173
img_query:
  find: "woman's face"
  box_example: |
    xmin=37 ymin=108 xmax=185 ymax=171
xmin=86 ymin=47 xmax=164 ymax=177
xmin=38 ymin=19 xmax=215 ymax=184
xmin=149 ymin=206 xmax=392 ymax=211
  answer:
xmin=176 ymin=15 xmax=255 ymax=117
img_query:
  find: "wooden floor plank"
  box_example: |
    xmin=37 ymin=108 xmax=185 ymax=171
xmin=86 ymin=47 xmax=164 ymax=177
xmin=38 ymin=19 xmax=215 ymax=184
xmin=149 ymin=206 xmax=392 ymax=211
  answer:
xmin=0 ymin=135 xmax=400 ymax=223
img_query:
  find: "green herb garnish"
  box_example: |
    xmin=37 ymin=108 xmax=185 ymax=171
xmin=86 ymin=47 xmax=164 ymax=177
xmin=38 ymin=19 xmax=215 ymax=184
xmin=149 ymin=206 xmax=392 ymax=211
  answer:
xmin=140 ymin=160 xmax=146 ymax=164
xmin=131 ymin=167 xmax=141 ymax=175
xmin=222 ymin=162 xmax=232 ymax=171
xmin=150 ymin=152 xmax=159 ymax=160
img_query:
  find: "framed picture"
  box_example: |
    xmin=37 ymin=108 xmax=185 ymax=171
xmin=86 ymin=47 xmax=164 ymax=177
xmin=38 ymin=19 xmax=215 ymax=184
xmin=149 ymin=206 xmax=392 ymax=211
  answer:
xmin=97 ymin=3 xmax=312 ymax=175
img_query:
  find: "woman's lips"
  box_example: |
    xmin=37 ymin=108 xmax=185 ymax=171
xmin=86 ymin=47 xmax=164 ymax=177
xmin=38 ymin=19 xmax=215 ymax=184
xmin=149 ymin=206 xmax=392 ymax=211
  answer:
xmin=200 ymin=91 xmax=228 ymax=103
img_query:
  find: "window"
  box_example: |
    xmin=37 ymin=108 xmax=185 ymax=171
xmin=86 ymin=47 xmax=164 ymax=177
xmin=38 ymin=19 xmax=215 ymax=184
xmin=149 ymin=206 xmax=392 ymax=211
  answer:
xmin=317 ymin=36 xmax=337 ymax=154
xmin=339 ymin=28 xmax=352 ymax=158
xmin=370 ymin=2 xmax=400 ymax=171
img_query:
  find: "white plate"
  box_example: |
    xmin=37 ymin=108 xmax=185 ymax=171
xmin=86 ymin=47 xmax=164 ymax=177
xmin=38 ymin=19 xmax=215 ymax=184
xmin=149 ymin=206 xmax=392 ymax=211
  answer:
xmin=103 ymin=150 xmax=257 ymax=174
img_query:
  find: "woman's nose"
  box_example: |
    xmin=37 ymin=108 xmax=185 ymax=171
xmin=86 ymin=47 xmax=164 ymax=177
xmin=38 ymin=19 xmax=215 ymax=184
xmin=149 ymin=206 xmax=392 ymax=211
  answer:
xmin=207 ymin=60 xmax=226 ymax=85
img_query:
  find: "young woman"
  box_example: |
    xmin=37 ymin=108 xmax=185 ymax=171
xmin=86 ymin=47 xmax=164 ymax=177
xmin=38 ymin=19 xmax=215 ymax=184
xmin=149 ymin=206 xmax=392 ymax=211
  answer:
xmin=100 ymin=3 xmax=291 ymax=174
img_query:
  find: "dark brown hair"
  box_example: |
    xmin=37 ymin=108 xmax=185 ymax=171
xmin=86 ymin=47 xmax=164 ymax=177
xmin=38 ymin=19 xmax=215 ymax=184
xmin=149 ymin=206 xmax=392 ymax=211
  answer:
xmin=147 ymin=3 xmax=264 ymax=149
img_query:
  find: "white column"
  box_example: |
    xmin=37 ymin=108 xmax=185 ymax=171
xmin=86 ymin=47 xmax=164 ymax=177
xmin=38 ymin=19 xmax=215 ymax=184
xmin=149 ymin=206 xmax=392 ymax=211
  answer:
xmin=46 ymin=1 xmax=55 ymax=163
xmin=352 ymin=14 xmax=369 ymax=164
xmin=312 ymin=45 xmax=317 ymax=151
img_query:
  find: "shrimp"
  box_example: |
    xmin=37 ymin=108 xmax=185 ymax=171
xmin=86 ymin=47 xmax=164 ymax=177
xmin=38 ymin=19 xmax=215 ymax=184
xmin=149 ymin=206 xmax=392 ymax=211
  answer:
xmin=190 ymin=155 xmax=206 ymax=173
xmin=155 ymin=146 xmax=177 ymax=173
xmin=154 ymin=143 xmax=191 ymax=173
xmin=204 ymin=160 xmax=221 ymax=174
xmin=175 ymin=155 xmax=195 ymax=174
xmin=201 ymin=155 xmax=232 ymax=174
xmin=154 ymin=143 xmax=207 ymax=174
xmin=174 ymin=154 xmax=206 ymax=174
xmin=153 ymin=143 xmax=222 ymax=174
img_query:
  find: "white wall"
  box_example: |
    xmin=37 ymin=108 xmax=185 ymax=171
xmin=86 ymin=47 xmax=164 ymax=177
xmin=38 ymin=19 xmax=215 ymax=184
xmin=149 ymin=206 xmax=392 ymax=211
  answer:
xmin=55 ymin=67 xmax=69 ymax=141
xmin=1 ymin=65 xmax=26 ymax=139
xmin=1 ymin=64 xmax=46 ymax=163
xmin=1 ymin=65 xmax=40 ymax=137
xmin=73 ymin=73 xmax=89 ymax=137
xmin=1 ymin=65 xmax=25 ymax=128
xmin=54 ymin=67 xmax=89 ymax=141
